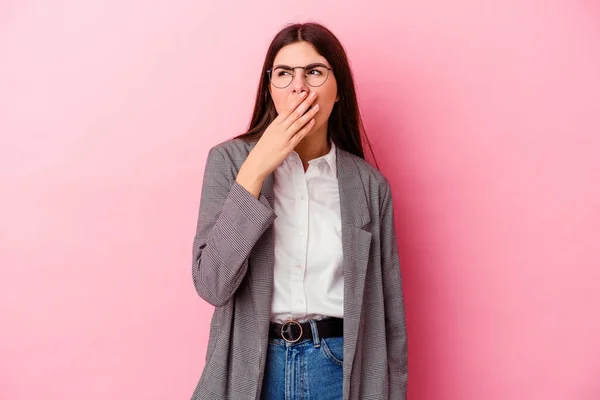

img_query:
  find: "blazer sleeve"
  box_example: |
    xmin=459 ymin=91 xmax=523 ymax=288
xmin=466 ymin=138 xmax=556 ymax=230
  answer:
xmin=379 ymin=180 xmax=409 ymax=399
xmin=192 ymin=146 xmax=277 ymax=307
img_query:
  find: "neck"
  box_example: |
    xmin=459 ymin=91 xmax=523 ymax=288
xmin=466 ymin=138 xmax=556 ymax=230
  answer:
xmin=294 ymin=124 xmax=330 ymax=164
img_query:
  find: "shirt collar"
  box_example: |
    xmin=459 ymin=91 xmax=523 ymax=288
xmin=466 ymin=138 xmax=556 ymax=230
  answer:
xmin=306 ymin=140 xmax=337 ymax=176
xmin=321 ymin=140 xmax=337 ymax=176
xmin=287 ymin=140 xmax=337 ymax=176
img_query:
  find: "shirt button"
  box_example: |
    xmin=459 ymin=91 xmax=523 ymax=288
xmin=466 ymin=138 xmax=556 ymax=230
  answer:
xmin=300 ymin=195 xmax=305 ymax=200
xmin=297 ymin=299 xmax=304 ymax=304
xmin=299 ymin=229 xmax=304 ymax=235
xmin=296 ymin=265 xmax=302 ymax=269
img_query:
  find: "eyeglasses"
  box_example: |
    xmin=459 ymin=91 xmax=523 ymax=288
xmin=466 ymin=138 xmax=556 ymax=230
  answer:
xmin=266 ymin=63 xmax=332 ymax=89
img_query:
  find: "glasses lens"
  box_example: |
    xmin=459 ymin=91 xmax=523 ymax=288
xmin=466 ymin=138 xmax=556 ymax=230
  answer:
xmin=305 ymin=66 xmax=328 ymax=87
xmin=270 ymin=67 xmax=293 ymax=88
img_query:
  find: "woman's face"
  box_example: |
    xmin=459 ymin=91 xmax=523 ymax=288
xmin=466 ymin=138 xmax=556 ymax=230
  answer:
xmin=269 ymin=41 xmax=339 ymax=137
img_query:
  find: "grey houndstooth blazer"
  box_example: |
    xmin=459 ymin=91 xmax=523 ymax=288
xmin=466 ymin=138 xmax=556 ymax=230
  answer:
xmin=191 ymin=138 xmax=407 ymax=399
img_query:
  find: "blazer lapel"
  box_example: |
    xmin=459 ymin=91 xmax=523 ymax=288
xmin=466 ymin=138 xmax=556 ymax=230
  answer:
xmin=336 ymin=147 xmax=372 ymax=378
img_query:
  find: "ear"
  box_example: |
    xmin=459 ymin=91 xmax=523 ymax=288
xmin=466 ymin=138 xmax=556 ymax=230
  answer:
xmin=335 ymin=92 xmax=340 ymax=102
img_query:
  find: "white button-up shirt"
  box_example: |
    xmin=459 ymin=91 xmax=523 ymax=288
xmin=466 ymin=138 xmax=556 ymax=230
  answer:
xmin=270 ymin=141 xmax=344 ymax=324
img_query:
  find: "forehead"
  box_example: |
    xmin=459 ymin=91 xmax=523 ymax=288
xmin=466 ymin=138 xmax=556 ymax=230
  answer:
xmin=273 ymin=41 xmax=329 ymax=66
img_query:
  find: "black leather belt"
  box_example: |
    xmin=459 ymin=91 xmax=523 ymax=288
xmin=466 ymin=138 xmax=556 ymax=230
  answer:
xmin=269 ymin=317 xmax=343 ymax=343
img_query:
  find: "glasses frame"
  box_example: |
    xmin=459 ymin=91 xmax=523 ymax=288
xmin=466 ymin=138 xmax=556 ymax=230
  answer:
xmin=266 ymin=63 xmax=333 ymax=89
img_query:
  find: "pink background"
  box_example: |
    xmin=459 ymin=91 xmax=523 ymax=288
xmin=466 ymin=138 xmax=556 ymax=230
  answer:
xmin=1 ymin=0 xmax=600 ymax=399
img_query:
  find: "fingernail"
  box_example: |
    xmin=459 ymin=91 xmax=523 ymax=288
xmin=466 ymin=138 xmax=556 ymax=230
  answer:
xmin=314 ymin=104 xmax=320 ymax=111
xmin=300 ymin=92 xmax=307 ymax=98
xmin=310 ymin=92 xmax=317 ymax=98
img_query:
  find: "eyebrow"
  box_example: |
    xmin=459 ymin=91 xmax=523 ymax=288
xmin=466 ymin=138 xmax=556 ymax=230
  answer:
xmin=272 ymin=62 xmax=329 ymax=70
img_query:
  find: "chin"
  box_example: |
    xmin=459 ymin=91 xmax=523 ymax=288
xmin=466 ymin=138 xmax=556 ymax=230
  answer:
xmin=308 ymin=119 xmax=327 ymax=137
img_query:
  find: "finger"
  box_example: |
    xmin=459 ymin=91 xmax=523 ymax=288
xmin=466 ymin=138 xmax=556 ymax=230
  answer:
xmin=282 ymin=91 xmax=318 ymax=130
xmin=287 ymin=117 xmax=315 ymax=149
xmin=285 ymin=102 xmax=320 ymax=136
xmin=276 ymin=91 xmax=309 ymax=121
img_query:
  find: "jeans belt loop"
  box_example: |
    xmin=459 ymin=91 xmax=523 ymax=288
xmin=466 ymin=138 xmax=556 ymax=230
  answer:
xmin=308 ymin=319 xmax=321 ymax=347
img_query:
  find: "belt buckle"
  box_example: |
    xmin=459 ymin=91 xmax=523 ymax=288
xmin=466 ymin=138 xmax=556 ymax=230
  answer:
xmin=281 ymin=320 xmax=303 ymax=343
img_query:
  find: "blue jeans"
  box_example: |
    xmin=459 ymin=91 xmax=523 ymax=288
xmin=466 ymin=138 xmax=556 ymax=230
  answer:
xmin=261 ymin=319 xmax=344 ymax=400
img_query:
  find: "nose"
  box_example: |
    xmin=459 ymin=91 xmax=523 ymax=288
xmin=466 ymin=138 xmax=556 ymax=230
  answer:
xmin=290 ymin=69 xmax=309 ymax=95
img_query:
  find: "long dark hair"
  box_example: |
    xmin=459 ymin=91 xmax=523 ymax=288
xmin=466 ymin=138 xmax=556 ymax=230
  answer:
xmin=235 ymin=22 xmax=375 ymax=163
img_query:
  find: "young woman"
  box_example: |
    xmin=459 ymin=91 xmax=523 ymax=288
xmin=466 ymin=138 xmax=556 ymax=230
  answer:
xmin=191 ymin=22 xmax=407 ymax=400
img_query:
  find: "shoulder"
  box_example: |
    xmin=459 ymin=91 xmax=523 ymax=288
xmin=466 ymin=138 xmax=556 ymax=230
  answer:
xmin=205 ymin=137 xmax=255 ymax=171
xmin=208 ymin=137 xmax=253 ymax=160
xmin=339 ymin=148 xmax=391 ymax=194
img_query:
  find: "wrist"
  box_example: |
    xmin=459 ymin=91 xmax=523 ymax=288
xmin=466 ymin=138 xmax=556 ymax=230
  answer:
xmin=239 ymin=160 xmax=266 ymax=182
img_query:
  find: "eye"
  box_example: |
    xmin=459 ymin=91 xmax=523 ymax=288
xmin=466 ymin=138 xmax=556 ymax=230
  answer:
xmin=307 ymin=68 xmax=322 ymax=75
xmin=276 ymin=69 xmax=292 ymax=77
